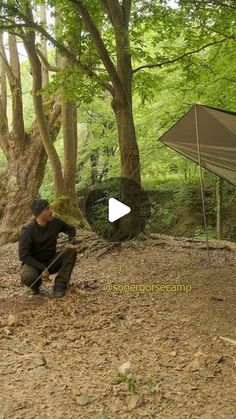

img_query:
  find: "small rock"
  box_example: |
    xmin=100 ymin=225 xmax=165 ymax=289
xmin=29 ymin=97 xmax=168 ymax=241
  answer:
xmin=3 ymin=327 xmax=12 ymax=336
xmin=201 ymin=369 xmax=215 ymax=379
xmin=76 ymin=395 xmax=92 ymax=406
xmin=7 ymin=314 xmax=19 ymax=327
xmin=168 ymin=350 xmax=177 ymax=357
xmin=135 ymin=318 xmax=143 ymax=324
xmin=118 ymin=360 xmax=133 ymax=374
xmin=194 ymin=350 xmax=207 ymax=358
xmin=32 ymin=354 xmax=47 ymax=367
xmin=95 ymin=356 xmax=108 ymax=367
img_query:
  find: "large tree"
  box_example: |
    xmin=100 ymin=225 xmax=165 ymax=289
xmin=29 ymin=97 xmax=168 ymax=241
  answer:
xmin=0 ymin=28 xmax=61 ymax=244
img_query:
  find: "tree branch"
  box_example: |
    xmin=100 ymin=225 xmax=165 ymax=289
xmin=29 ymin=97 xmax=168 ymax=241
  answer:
xmin=69 ymin=0 xmax=122 ymax=92
xmin=0 ymin=23 xmax=29 ymax=29
xmin=23 ymin=34 xmax=65 ymax=196
xmin=48 ymin=97 xmax=61 ymax=129
xmin=40 ymin=4 xmax=49 ymax=88
xmin=99 ymin=0 xmax=124 ymax=27
xmin=99 ymin=0 xmax=113 ymax=22
xmin=184 ymin=0 xmax=236 ymax=10
xmin=0 ymin=41 xmax=15 ymax=84
xmin=0 ymin=11 xmax=114 ymax=93
xmin=36 ymin=48 xmax=60 ymax=72
xmin=199 ymin=23 xmax=236 ymax=41
xmin=122 ymin=0 xmax=132 ymax=26
xmin=31 ymin=21 xmax=113 ymax=91
xmin=132 ymin=38 xmax=227 ymax=74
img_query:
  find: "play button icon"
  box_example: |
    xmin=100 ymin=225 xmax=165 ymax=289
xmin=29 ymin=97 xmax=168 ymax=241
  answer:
xmin=109 ymin=198 xmax=131 ymax=222
xmin=84 ymin=177 xmax=150 ymax=242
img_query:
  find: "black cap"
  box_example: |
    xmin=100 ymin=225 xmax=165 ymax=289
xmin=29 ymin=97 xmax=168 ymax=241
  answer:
xmin=30 ymin=199 xmax=50 ymax=217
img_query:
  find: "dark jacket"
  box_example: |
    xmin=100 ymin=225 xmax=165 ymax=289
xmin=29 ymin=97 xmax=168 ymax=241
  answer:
xmin=19 ymin=217 xmax=76 ymax=271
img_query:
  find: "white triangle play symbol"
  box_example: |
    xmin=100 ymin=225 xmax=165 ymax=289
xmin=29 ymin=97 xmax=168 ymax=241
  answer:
xmin=108 ymin=198 xmax=131 ymax=223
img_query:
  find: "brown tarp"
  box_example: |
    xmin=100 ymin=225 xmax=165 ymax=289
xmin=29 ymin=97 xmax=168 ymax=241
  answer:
xmin=159 ymin=104 xmax=236 ymax=186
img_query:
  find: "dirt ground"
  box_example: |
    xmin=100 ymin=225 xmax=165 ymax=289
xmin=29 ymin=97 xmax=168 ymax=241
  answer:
xmin=0 ymin=235 xmax=236 ymax=419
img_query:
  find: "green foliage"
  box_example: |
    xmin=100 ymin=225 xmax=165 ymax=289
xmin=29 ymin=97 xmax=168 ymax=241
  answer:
xmin=46 ymin=67 xmax=102 ymax=103
xmin=117 ymin=373 xmax=137 ymax=393
xmin=144 ymin=378 xmax=156 ymax=391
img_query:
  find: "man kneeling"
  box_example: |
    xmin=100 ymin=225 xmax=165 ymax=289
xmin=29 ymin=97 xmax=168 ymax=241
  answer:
xmin=19 ymin=199 xmax=77 ymax=298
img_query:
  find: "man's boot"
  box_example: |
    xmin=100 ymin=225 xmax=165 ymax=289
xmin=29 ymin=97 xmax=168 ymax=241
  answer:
xmin=51 ymin=248 xmax=77 ymax=298
xmin=53 ymin=284 xmax=66 ymax=298
xmin=31 ymin=284 xmax=41 ymax=295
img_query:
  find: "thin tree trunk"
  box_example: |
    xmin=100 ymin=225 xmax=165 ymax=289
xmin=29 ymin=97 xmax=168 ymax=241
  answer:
xmin=62 ymin=99 xmax=78 ymax=200
xmin=40 ymin=5 xmax=49 ymax=89
xmin=24 ymin=34 xmax=65 ymax=197
xmin=0 ymin=32 xmax=7 ymax=116
xmin=8 ymin=34 xmax=25 ymax=146
xmin=0 ymin=32 xmax=9 ymax=158
xmin=90 ymin=148 xmax=99 ymax=185
xmin=61 ymin=52 xmax=78 ymax=202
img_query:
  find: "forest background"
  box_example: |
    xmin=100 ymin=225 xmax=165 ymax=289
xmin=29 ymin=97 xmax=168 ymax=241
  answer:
xmin=0 ymin=0 xmax=236 ymax=243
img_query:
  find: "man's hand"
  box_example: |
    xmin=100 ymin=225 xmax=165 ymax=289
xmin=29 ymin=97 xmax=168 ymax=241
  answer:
xmin=66 ymin=244 xmax=77 ymax=250
xmin=42 ymin=269 xmax=50 ymax=280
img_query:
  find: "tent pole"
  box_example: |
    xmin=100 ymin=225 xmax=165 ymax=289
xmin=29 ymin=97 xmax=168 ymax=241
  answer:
xmin=194 ymin=105 xmax=211 ymax=265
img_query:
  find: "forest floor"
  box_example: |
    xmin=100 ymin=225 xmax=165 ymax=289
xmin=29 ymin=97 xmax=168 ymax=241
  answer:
xmin=0 ymin=234 xmax=236 ymax=419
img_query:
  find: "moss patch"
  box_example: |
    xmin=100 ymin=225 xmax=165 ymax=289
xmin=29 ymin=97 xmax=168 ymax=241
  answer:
xmin=51 ymin=195 xmax=91 ymax=230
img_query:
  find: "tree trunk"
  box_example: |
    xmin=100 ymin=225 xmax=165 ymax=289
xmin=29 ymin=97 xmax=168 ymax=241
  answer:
xmin=111 ymin=12 xmax=141 ymax=238
xmin=8 ymin=33 xmax=25 ymax=146
xmin=0 ymin=26 xmax=62 ymax=245
xmin=112 ymin=97 xmax=141 ymax=238
xmin=90 ymin=148 xmax=99 ymax=185
xmin=61 ymin=50 xmax=78 ymax=202
xmin=0 ymin=102 xmax=62 ymax=245
xmin=69 ymin=0 xmax=141 ymax=236
xmin=0 ymin=132 xmax=46 ymax=244
xmin=113 ymin=99 xmax=140 ymax=184
xmin=24 ymin=34 xmax=65 ymax=198
xmin=62 ymin=100 xmax=78 ymax=200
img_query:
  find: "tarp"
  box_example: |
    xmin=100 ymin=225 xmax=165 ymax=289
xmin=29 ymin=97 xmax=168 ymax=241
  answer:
xmin=159 ymin=104 xmax=236 ymax=186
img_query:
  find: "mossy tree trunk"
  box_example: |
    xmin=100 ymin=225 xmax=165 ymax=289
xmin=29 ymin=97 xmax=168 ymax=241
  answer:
xmin=24 ymin=10 xmax=87 ymax=228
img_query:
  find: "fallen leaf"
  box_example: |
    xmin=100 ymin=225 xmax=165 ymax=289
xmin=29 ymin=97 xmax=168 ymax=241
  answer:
xmin=126 ymin=395 xmax=141 ymax=411
xmin=185 ymin=359 xmax=200 ymax=372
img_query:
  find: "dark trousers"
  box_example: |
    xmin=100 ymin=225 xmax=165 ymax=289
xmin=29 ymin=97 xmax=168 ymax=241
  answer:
xmin=21 ymin=247 xmax=77 ymax=291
